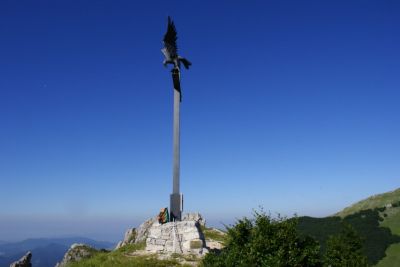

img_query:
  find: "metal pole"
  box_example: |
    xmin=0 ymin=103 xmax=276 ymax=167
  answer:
xmin=170 ymin=68 xmax=183 ymax=221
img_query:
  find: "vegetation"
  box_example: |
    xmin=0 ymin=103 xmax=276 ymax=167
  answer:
xmin=323 ymin=224 xmax=368 ymax=267
xmin=66 ymin=242 xmax=190 ymax=267
xmin=202 ymin=211 xmax=322 ymax=267
xmin=381 ymin=208 xmax=400 ymax=236
xmin=375 ymin=243 xmax=400 ymax=267
xmin=332 ymin=188 xmax=400 ymax=266
xmin=297 ymin=209 xmax=400 ymax=265
xmin=201 ymin=226 xmax=227 ymax=244
xmin=335 ymin=188 xmax=400 ymax=218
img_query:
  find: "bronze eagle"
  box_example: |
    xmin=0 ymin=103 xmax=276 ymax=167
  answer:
xmin=162 ymin=16 xmax=191 ymax=70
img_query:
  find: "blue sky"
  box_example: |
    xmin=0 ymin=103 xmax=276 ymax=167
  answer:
xmin=1 ymin=0 xmax=399 ymax=242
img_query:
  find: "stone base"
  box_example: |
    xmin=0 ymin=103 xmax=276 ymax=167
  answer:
xmin=146 ymin=220 xmax=207 ymax=255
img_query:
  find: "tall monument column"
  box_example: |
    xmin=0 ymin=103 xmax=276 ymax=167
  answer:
xmin=161 ymin=16 xmax=191 ymax=221
xmin=170 ymin=68 xmax=183 ymax=221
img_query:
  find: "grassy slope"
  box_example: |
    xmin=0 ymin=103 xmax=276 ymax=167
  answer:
xmin=66 ymin=243 xmax=191 ymax=267
xmin=67 ymin=227 xmax=224 ymax=267
xmin=381 ymin=208 xmax=400 ymax=236
xmin=335 ymin=188 xmax=400 ymax=218
xmin=376 ymin=208 xmax=400 ymax=267
xmin=376 ymin=244 xmax=400 ymax=267
xmin=334 ymin=188 xmax=400 ymax=267
xmin=201 ymin=226 xmax=227 ymax=244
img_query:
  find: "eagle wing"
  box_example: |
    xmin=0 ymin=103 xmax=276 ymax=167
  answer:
xmin=163 ymin=16 xmax=178 ymax=59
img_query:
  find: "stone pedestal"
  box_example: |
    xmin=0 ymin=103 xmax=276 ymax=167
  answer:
xmin=146 ymin=220 xmax=207 ymax=255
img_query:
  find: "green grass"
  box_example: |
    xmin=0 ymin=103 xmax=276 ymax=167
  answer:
xmin=381 ymin=207 xmax=400 ymax=236
xmin=376 ymin=207 xmax=400 ymax=267
xmin=201 ymin=226 xmax=227 ymax=244
xmin=375 ymin=243 xmax=400 ymax=267
xmin=66 ymin=243 xmax=191 ymax=267
xmin=336 ymin=188 xmax=400 ymax=218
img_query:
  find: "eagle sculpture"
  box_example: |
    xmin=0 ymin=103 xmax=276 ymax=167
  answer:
xmin=162 ymin=16 xmax=191 ymax=70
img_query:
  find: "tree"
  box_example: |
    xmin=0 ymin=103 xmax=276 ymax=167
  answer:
xmin=323 ymin=224 xmax=369 ymax=267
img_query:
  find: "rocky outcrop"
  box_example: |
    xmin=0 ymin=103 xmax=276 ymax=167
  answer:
xmin=146 ymin=219 xmax=207 ymax=255
xmin=55 ymin=243 xmax=96 ymax=267
xmin=115 ymin=217 xmax=157 ymax=249
xmin=115 ymin=228 xmax=136 ymax=249
xmin=136 ymin=217 xmax=157 ymax=243
xmin=10 ymin=251 xmax=32 ymax=267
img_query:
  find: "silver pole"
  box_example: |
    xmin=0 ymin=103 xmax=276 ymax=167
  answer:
xmin=170 ymin=68 xmax=183 ymax=221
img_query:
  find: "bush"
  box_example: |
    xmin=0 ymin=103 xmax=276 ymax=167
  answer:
xmin=202 ymin=211 xmax=321 ymax=267
xmin=323 ymin=224 xmax=369 ymax=267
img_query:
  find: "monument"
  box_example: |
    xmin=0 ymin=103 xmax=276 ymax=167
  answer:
xmin=115 ymin=18 xmax=207 ymax=256
xmin=162 ymin=17 xmax=191 ymax=221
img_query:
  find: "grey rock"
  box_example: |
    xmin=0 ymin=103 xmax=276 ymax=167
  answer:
xmin=115 ymin=217 xmax=157 ymax=250
xmin=10 ymin=251 xmax=32 ymax=267
xmin=115 ymin=228 xmax=136 ymax=249
xmin=135 ymin=217 xmax=157 ymax=243
xmin=182 ymin=212 xmax=206 ymax=226
xmin=55 ymin=244 xmax=96 ymax=267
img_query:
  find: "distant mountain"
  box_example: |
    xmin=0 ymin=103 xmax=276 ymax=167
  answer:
xmin=0 ymin=237 xmax=115 ymax=267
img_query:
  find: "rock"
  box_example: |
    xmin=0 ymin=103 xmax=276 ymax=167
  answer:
xmin=115 ymin=228 xmax=136 ymax=249
xmin=10 ymin=251 xmax=32 ymax=267
xmin=55 ymin=243 xmax=96 ymax=267
xmin=135 ymin=217 xmax=157 ymax=243
xmin=115 ymin=217 xmax=157 ymax=250
xmin=182 ymin=212 xmax=206 ymax=227
xmin=206 ymin=240 xmax=224 ymax=250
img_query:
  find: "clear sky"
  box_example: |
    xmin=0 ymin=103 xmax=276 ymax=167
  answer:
xmin=1 ymin=0 xmax=399 ymax=242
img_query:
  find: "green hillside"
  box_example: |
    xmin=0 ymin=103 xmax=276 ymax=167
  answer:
xmin=336 ymin=188 xmax=400 ymax=218
xmin=333 ymin=188 xmax=400 ymax=267
xmin=297 ymin=209 xmax=400 ymax=265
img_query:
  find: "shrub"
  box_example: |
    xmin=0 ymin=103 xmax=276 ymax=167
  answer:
xmin=323 ymin=224 xmax=368 ymax=267
xmin=201 ymin=211 xmax=321 ymax=267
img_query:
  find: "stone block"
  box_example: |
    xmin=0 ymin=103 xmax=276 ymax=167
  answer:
xmin=155 ymin=239 xmax=166 ymax=246
xmin=148 ymin=228 xmax=161 ymax=238
xmin=182 ymin=232 xmax=200 ymax=241
xmin=190 ymin=239 xmax=203 ymax=249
